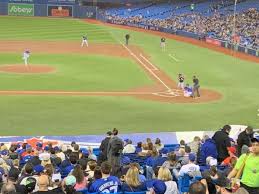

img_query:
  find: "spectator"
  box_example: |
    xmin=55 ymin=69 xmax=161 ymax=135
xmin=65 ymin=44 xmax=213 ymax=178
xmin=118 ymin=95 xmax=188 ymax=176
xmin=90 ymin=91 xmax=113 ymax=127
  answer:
xmin=228 ymin=138 xmax=259 ymax=194
xmin=63 ymin=175 xmax=81 ymax=194
xmin=154 ymin=138 xmax=164 ymax=151
xmin=18 ymin=163 xmax=34 ymax=185
xmin=135 ymin=142 xmax=142 ymax=153
xmin=200 ymin=135 xmax=218 ymax=165
xmin=121 ymin=165 xmax=146 ymax=192
xmin=189 ymin=181 xmax=207 ymax=194
xmin=71 ymin=165 xmax=88 ymax=191
xmin=107 ymin=128 xmax=124 ymax=177
xmin=221 ymin=147 xmax=237 ymax=166
xmin=188 ymin=136 xmax=201 ymax=154
xmin=212 ymin=125 xmax=231 ymax=163
xmin=85 ymin=160 xmax=97 ymax=179
xmin=237 ymin=126 xmax=254 ymax=156
xmin=7 ymin=167 xmax=27 ymax=194
xmin=152 ymin=148 xmax=169 ymax=169
xmin=157 ymin=166 xmax=178 ymax=194
xmin=98 ymin=131 xmax=112 ymax=163
xmin=87 ymin=146 xmax=97 ymax=162
xmin=122 ymin=139 xmax=136 ymax=154
xmin=88 ymin=161 xmax=121 ymax=193
xmin=33 ymin=175 xmax=50 ymax=194
xmin=177 ymin=153 xmax=200 ymax=179
xmin=50 ymin=173 xmax=63 ymax=193
xmin=1 ymin=182 xmax=16 ymax=194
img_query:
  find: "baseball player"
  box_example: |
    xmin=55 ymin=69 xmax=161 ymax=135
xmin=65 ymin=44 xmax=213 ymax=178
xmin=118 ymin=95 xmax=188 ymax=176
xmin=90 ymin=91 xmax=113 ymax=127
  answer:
xmin=184 ymin=84 xmax=193 ymax=97
xmin=81 ymin=35 xmax=88 ymax=47
xmin=177 ymin=73 xmax=185 ymax=89
xmin=160 ymin=37 xmax=166 ymax=51
xmin=22 ymin=50 xmax=30 ymax=66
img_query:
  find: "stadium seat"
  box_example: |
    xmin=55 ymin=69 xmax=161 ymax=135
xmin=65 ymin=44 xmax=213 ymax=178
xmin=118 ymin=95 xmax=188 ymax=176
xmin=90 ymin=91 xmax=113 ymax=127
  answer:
xmin=124 ymin=192 xmax=147 ymax=194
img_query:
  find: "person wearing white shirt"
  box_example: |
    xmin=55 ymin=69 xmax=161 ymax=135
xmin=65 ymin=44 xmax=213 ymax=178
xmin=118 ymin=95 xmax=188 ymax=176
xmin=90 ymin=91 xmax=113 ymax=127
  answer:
xmin=178 ymin=153 xmax=200 ymax=178
xmin=122 ymin=139 xmax=136 ymax=154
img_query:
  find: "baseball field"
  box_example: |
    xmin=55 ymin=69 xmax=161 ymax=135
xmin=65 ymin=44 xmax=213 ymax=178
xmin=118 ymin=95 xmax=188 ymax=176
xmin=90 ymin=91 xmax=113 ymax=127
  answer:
xmin=0 ymin=16 xmax=258 ymax=135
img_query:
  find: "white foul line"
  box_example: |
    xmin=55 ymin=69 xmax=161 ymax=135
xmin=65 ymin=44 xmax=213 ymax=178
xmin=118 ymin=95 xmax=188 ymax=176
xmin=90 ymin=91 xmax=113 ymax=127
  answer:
xmin=120 ymin=42 xmax=171 ymax=91
xmin=168 ymin=54 xmax=180 ymax=62
xmin=0 ymin=91 xmax=153 ymax=95
xmin=139 ymin=54 xmax=158 ymax=70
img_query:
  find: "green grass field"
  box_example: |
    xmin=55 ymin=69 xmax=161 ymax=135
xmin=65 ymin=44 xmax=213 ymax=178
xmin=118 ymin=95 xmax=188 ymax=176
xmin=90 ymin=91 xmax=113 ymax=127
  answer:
xmin=0 ymin=16 xmax=258 ymax=135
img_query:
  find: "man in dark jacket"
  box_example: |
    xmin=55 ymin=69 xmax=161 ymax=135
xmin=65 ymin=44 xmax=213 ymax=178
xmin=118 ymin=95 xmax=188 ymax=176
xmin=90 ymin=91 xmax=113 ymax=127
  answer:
xmin=98 ymin=131 xmax=112 ymax=165
xmin=107 ymin=128 xmax=124 ymax=177
xmin=199 ymin=135 xmax=218 ymax=165
xmin=237 ymin=126 xmax=254 ymax=156
xmin=212 ymin=125 xmax=231 ymax=163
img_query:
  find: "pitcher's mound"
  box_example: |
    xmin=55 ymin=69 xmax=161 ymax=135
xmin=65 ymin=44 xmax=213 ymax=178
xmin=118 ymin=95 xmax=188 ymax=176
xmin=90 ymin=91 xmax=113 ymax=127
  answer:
xmin=0 ymin=65 xmax=56 ymax=74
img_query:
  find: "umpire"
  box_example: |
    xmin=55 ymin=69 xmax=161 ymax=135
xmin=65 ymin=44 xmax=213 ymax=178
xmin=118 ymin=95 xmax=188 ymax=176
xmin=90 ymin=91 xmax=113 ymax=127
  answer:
xmin=192 ymin=75 xmax=200 ymax=98
xmin=125 ymin=34 xmax=130 ymax=45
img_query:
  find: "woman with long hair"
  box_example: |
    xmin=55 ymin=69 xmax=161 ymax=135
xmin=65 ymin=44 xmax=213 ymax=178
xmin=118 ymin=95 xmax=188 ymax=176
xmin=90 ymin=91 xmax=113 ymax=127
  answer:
xmin=71 ymin=165 xmax=88 ymax=190
xmin=121 ymin=166 xmax=147 ymax=192
xmin=157 ymin=167 xmax=178 ymax=194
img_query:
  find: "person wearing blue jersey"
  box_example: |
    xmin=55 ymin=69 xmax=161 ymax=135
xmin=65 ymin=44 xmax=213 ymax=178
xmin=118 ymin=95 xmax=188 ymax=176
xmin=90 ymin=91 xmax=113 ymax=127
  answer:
xmin=88 ymin=161 xmax=121 ymax=193
xmin=184 ymin=84 xmax=193 ymax=97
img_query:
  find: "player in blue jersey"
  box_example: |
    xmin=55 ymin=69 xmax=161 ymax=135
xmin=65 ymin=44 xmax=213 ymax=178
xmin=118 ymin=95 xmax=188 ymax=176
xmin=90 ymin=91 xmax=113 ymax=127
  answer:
xmin=184 ymin=84 xmax=193 ymax=97
xmin=88 ymin=161 xmax=121 ymax=193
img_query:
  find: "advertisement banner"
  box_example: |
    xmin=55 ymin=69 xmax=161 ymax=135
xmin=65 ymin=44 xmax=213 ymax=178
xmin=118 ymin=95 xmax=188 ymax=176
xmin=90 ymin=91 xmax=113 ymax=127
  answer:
xmin=48 ymin=5 xmax=72 ymax=17
xmin=8 ymin=3 xmax=34 ymax=16
xmin=8 ymin=0 xmax=34 ymax=3
xmin=48 ymin=0 xmax=75 ymax=4
xmin=205 ymin=37 xmax=221 ymax=46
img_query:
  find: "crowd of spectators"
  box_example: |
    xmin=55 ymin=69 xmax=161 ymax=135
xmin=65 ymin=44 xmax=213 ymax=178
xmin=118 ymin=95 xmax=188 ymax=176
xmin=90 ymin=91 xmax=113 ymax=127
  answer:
xmin=105 ymin=8 xmax=258 ymax=49
xmin=0 ymin=126 xmax=258 ymax=194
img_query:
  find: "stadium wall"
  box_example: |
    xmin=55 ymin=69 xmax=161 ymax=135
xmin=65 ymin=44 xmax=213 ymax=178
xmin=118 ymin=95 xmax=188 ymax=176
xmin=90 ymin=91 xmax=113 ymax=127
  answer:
xmin=0 ymin=0 xmax=96 ymax=18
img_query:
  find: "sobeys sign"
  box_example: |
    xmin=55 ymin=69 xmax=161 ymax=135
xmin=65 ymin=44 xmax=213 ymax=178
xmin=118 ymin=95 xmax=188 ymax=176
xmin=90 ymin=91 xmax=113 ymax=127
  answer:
xmin=8 ymin=3 xmax=34 ymax=16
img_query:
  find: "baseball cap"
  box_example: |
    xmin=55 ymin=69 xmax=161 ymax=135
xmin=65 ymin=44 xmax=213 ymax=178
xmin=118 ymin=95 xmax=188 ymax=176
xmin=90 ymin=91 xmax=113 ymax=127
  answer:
xmin=65 ymin=175 xmax=76 ymax=186
xmin=152 ymin=180 xmax=167 ymax=194
xmin=33 ymin=164 xmax=44 ymax=174
xmin=52 ymin=173 xmax=62 ymax=182
xmin=44 ymin=146 xmax=49 ymax=151
xmin=227 ymin=147 xmax=236 ymax=154
xmin=189 ymin=153 xmax=196 ymax=162
xmin=106 ymin=131 xmax=112 ymax=136
xmin=25 ymin=177 xmax=37 ymax=192
xmin=251 ymin=138 xmax=259 ymax=143
xmin=1 ymin=150 xmax=8 ymax=156
xmin=206 ymin=156 xmax=217 ymax=166
xmin=39 ymin=153 xmax=50 ymax=161
xmin=36 ymin=142 xmax=43 ymax=148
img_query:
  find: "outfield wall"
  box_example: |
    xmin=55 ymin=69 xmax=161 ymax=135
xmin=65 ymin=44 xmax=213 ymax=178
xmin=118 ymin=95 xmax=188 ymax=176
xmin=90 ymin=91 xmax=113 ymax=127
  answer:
xmin=0 ymin=0 xmax=96 ymax=18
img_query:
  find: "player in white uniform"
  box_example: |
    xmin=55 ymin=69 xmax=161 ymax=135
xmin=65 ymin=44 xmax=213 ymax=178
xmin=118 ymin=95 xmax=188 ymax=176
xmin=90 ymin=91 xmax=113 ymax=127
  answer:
xmin=22 ymin=50 xmax=30 ymax=66
xmin=81 ymin=35 xmax=88 ymax=47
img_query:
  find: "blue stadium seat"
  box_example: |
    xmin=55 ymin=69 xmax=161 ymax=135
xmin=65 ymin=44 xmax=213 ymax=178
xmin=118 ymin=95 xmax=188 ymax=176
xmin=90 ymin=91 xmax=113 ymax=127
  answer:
xmin=124 ymin=192 xmax=147 ymax=194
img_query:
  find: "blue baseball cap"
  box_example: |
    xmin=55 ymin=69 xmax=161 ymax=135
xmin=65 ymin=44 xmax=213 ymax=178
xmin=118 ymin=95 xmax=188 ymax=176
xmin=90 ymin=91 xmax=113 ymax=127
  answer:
xmin=36 ymin=142 xmax=43 ymax=148
xmin=34 ymin=164 xmax=44 ymax=174
xmin=189 ymin=153 xmax=196 ymax=162
xmin=150 ymin=180 xmax=166 ymax=194
xmin=1 ymin=150 xmax=8 ymax=156
xmin=44 ymin=146 xmax=49 ymax=151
